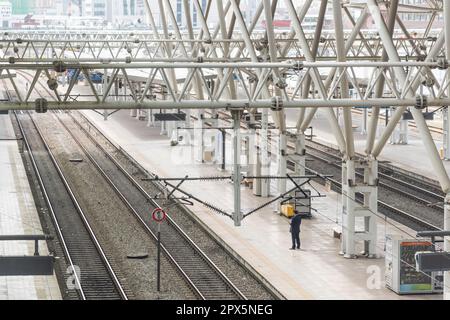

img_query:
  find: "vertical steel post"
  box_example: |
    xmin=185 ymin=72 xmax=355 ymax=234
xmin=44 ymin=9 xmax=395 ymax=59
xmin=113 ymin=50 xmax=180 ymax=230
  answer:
xmin=342 ymin=159 xmax=356 ymax=258
xmin=103 ymin=68 xmax=109 ymax=120
xmin=444 ymin=108 xmax=450 ymax=159
xmin=277 ymin=130 xmax=287 ymax=204
xmin=216 ymin=0 xmax=237 ymax=99
xmin=261 ymin=108 xmax=270 ymax=197
xmin=443 ymin=0 xmax=450 ymax=300
xmin=221 ymin=129 xmax=226 ymax=170
xmin=248 ymin=126 xmax=256 ymax=190
xmin=232 ymin=109 xmax=242 ymax=226
xmin=230 ymin=0 xmax=273 ymax=197
xmin=364 ymin=158 xmax=378 ymax=257
xmin=157 ymin=223 xmax=161 ymax=292
xmin=334 ymin=0 xmax=373 ymax=258
xmin=34 ymin=240 xmax=39 ymax=256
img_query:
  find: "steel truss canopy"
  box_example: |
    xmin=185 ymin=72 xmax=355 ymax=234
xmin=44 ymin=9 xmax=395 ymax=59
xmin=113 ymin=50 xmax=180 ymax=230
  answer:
xmin=0 ymin=0 xmax=448 ymax=158
xmin=1 ymin=0 xmax=450 ymax=298
xmin=0 ymin=1 xmax=448 ymax=116
xmin=0 ymin=0 xmax=447 ymax=147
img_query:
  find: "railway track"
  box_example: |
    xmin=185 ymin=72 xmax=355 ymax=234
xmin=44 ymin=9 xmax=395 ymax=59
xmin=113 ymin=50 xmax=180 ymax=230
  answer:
xmin=301 ymin=141 xmax=443 ymax=231
xmin=70 ymin=110 xmax=282 ymax=299
xmin=306 ymin=141 xmax=445 ymax=208
xmin=51 ymin=111 xmax=249 ymax=300
xmin=14 ymin=110 xmax=128 ymax=300
xmin=11 ymin=68 xmax=443 ymax=288
xmin=203 ymin=110 xmax=443 ymax=231
xmin=8 ymin=70 xmax=280 ymax=300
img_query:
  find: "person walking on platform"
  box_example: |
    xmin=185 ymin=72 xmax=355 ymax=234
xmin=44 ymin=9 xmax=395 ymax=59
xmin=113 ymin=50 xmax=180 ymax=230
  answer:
xmin=289 ymin=211 xmax=302 ymax=250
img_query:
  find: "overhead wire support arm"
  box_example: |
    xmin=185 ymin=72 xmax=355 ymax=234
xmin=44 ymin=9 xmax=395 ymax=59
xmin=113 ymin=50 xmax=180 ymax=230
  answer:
xmin=162 ymin=180 xmax=232 ymax=218
xmin=142 ymin=175 xmax=232 ymax=182
xmin=243 ymin=179 xmax=311 ymax=218
xmin=165 ymin=175 xmax=189 ymax=200
xmin=286 ymin=173 xmax=308 ymax=198
xmin=141 ymin=174 xmax=331 ymax=181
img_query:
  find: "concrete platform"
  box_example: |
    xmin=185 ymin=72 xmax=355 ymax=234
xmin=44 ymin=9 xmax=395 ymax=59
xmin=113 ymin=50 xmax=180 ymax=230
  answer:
xmin=82 ymin=109 xmax=441 ymax=300
xmin=0 ymin=114 xmax=61 ymax=300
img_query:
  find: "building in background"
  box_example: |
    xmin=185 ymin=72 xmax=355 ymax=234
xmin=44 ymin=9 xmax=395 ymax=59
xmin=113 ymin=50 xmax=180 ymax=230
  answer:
xmin=169 ymin=0 xmax=217 ymax=29
xmin=10 ymin=0 xmax=31 ymax=14
xmin=355 ymin=0 xmax=443 ymax=31
xmin=33 ymin=0 xmax=58 ymax=15
xmin=106 ymin=0 xmax=145 ymax=25
xmin=0 ymin=1 xmax=12 ymax=27
xmin=81 ymin=0 xmax=107 ymax=18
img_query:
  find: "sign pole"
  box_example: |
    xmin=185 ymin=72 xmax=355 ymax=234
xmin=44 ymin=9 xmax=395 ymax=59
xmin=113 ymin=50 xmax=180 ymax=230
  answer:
xmin=157 ymin=222 xmax=161 ymax=292
xmin=152 ymin=208 xmax=166 ymax=293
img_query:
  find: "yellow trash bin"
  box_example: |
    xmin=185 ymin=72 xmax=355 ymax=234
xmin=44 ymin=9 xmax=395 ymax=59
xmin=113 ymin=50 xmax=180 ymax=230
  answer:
xmin=281 ymin=204 xmax=294 ymax=218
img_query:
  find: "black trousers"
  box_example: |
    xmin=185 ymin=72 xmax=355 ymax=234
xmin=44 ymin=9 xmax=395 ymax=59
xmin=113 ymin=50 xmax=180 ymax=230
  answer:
xmin=291 ymin=231 xmax=300 ymax=248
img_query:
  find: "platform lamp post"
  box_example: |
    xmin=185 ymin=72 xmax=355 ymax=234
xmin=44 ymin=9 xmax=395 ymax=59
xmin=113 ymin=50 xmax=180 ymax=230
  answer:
xmin=444 ymin=0 xmax=450 ymax=300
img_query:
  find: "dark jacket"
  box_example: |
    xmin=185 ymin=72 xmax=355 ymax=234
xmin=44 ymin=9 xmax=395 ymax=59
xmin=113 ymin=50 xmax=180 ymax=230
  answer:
xmin=290 ymin=214 xmax=302 ymax=233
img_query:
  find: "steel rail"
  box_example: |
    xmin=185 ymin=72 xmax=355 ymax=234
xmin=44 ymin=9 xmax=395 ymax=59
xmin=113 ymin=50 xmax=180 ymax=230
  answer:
xmin=308 ymin=143 xmax=443 ymax=197
xmin=12 ymin=110 xmax=86 ymax=300
xmin=52 ymin=111 xmax=205 ymax=300
xmin=10 ymin=76 xmax=128 ymax=300
xmin=284 ymin=154 xmax=440 ymax=231
xmin=306 ymin=142 xmax=445 ymax=209
xmin=75 ymin=110 xmax=285 ymax=299
xmin=205 ymin=110 xmax=443 ymax=231
xmin=55 ymin=111 xmax=247 ymax=300
xmin=25 ymin=111 xmax=128 ymax=300
xmin=302 ymin=148 xmax=442 ymax=231
xmin=17 ymin=71 xmax=203 ymax=298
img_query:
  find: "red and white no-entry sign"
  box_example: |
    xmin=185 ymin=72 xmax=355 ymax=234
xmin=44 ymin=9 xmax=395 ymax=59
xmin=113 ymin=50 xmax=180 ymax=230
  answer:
xmin=152 ymin=208 xmax=167 ymax=222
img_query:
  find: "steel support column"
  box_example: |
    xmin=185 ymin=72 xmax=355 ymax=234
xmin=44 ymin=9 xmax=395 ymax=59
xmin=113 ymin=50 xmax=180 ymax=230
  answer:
xmin=341 ymin=158 xmax=378 ymax=258
xmin=334 ymin=0 xmax=377 ymax=258
xmin=365 ymin=0 xmax=399 ymax=154
xmin=341 ymin=159 xmax=355 ymax=257
xmin=444 ymin=108 xmax=450 ymax=159
xmin=368 ymin=0 xmax=450 ymax=195
xmin=363 ymin=158 xmax=378 ymax=257
xmin=296 ymin=0 xmax=327 ymax=133
xmin=333 ymin=0 xmax=354 ymax=158
xmin=284 ymin=0 xmax=346 ymax=154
